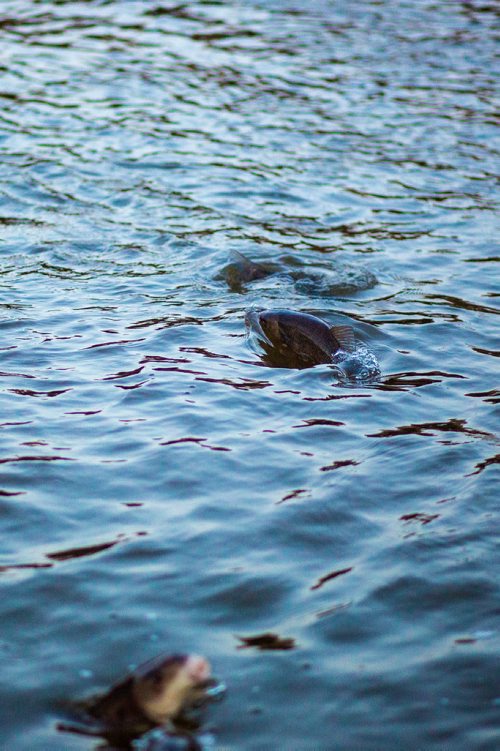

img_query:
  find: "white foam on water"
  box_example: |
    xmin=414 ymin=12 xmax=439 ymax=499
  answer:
xmin=331 ymin=345 xmax=381 ymax=384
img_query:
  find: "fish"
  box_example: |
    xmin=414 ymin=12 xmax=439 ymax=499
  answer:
xmin=219 ymin=249 xmax=279 ymax=292
xmin=87 ymin=653 xmax=212 ymax=729
xmin=246 ymin=308 xmax=356 ymax=369
xmin=220 ymin=249 xmax=377 ymax=295
xmin=59 ymin=653 xmax=223 ymax=748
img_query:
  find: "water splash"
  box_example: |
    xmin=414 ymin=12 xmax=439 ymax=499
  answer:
xmin=331 ymin=346 xmax=381 ymax=384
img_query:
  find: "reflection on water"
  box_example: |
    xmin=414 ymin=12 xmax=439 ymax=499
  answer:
xmin=0 ymin=0 xmax=499 ymax=749
xmin=236 ymin=633 xmax=295 ymax=651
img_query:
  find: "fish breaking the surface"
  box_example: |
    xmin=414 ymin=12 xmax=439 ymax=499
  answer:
xmin=220 ymin=249 xmax=377 ymax=295
xmin=87 ymin=653 xmax=212 ymax=728
xmin=59 ymin=653 xmax=223 ymax=749
xmin=246 ymin=308 xmax=380 ymax=381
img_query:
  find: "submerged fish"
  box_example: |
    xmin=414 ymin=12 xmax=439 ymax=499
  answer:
xmin=221 ymin=249 xmax=376 ymax=295
xmin=60 ymin=653 xmax=222 ymax=749
xmin=246 ymin=308 xmax=380 ymax=380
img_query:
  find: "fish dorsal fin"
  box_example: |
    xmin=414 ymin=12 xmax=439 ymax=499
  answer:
xmin=330 ymin=324 xmax=356 ymax=352
xmin=230 ymin=249 xmax=261 ymax=269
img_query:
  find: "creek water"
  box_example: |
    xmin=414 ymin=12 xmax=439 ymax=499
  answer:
xmin=0 ymin=1 xmax=499 ymax=749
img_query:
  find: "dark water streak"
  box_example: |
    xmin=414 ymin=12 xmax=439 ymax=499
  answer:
xmin=0 ymin=1 xmax=499 ymax=750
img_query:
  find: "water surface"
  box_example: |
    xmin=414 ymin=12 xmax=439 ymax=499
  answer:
xmin=0 ymin=1 xmax=499 ymax=749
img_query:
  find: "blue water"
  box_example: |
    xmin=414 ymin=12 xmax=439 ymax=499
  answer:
xmin=0 ymin=1 xmax=499 ymax=749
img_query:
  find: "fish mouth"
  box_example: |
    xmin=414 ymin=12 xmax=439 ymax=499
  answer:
xmin=245 ymin=309 xmax=273 ymax=346
xmin=183 ymin=656 xmax=225 ymax=703
xmin=184 ymin=655 xmax=211 ymax=685
xmin=187 ymin=677 xmax=226 ymax=711
xmin=187 ymin=674 xmax=220 ymax=694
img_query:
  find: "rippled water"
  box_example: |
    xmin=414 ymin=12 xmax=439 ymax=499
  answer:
xmin=1 ymin=1 xmax=499 ymax=749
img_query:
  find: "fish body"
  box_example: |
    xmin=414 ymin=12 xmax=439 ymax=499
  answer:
xmin=246 ymin=309 xmax=355 ymax=369
xmin=221 ymin=250 xmax=278 ymax=292
xmin=221 ymin=250 xmax=376 ymax=295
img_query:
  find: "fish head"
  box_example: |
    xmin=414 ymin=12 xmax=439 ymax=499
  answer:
xmin=252 ymin=310 xmax=283 ymax=345
xmin=246 ymin=309 xmax=336 ymax=368
xmin=258 ymin=310 xmax=336 ymax=356
xmin=133 ymin=654 xmax=212 ymax=723
xmin=245 ymin=308 xmax=275 ymax=346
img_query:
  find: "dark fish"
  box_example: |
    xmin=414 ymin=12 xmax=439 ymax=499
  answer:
xmin=220 ymin=249 xmax=278 ymax=293
xmin=246 ymin=308 xmax=356 ymax=369
xmin=220 ymin=249 xmax=376 ymax=295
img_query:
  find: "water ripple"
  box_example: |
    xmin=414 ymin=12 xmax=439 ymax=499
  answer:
xmin=0 ymin=1 xmax=498 ymax=750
